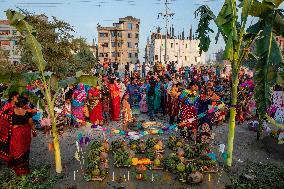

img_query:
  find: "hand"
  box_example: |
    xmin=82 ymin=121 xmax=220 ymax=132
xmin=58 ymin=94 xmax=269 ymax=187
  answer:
xmin=32 ymin=130 xmax=37 ymax=137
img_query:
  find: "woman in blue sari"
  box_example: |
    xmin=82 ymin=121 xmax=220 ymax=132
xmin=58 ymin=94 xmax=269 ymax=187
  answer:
xmin=127 ymin=78 xmax=140 ymax=115
xmin=154 ymin=77 xmax=162 ymax=114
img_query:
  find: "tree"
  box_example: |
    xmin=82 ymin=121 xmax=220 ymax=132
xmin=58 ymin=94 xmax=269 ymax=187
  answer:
xmin=69 ymin=38 xmax=97 ymax=74
xmin=6 ymin=10 xmax=63 ymax=173
xmin=17 ymin=9 xmax=75 ymax=78
xmin=195 ymin=0 xmax=284 ymax=166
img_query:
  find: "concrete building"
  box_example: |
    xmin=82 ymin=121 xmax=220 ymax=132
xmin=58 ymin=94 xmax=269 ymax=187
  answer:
xmin=0 ymin=20 xmax=21 ymax=64
xmin=147 ymin=28 xmax=205 ymax=68
xmin=276 ymin=36 xmax=284 ymax=50
xmin=97 ymin=16 xmax=140 ymax=67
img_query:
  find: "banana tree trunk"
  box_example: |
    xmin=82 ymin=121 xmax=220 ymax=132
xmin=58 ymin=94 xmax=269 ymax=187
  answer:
xmin=51 ymin=110 xmax=62 ymax=173
xmin=226 ymin=70 xmax=239 ymax=167
xmin=45 ymin=92 xmax=62 ymax=173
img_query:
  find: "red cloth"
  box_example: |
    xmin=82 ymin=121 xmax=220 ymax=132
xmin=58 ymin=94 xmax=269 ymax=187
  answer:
xmin=180 ymin=104 xmax=198 ymax=130
xmin=109 ymin=84 xmax=121 ymax=121
xmin=10 ymin=126 xmax=31 ymax=159
xmin=88 ymin=88 xmax=104 ymax=124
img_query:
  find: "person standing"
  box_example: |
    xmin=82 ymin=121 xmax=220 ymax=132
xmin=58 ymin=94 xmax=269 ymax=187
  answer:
xmin=109 ymin=78 xmax=121 ymax=121
xmin=0 ymin=95 xmax=37 ymax=175
xmin=88 ymin=85 xmax=104 ymax=125
xmin=71 ymin=84 xmax=87 ymax=125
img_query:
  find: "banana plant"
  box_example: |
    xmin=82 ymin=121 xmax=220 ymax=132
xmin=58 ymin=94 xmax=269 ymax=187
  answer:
xmin=195 ymin=0 xmax=284 ymax=166
xmin=6 ymin=10 xmax=63 ymax=173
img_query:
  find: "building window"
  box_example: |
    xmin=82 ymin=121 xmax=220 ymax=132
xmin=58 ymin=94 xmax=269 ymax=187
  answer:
xmin=155 ymin=55 xmax=158 ymax=60
xmin=136 ymin=24 xmax=139 ymax=29
xmin=171 ymin=43 xmax=173 ymax=48
xmin=186 ymin=44 xmax=188 ymax=48
xmin=102 ymin=43 xmax=108 ymax=47
xmin=128 ymin=33 xmax=132 ymax=38
xmin=135 ymin=53 xmax=138 ymax=58
xmin=195 ymin=57 xmax=198 ymax=62
xmin=128 ymin=53 xmax=132 ymax=58
xmin=117 ymin=52 xmax=121 ymax=57
xmin=111 ymin=31 xmax=117 ymax=37
xmin=117 ymin=42 xmax=121 ymax=47
xmin=127 ymin=23 xmax=133 ymax=30
xmin=185 ymin=56 xmax=187 ymax=61
xmin=135 ymin=33 xmax=139 ymax=38
xmin=112 ymin=52 xmax=116 ymax=57
xmin=99 ymin=32 xmax=108 ymax=38
xmin=111 ymin=42 xmax=116 ymax=47
xmin=127 ymin=42 xmax=132 ymax=48
xmin=105 ymin=53 xmax=109 ymax=57
xmin=117 ymin=32 xmax=122 ymax=37
xmin=135 ymin=43 xmax=138 ymax=48
xmin=99 ymin=53 xmax=104 ymax=57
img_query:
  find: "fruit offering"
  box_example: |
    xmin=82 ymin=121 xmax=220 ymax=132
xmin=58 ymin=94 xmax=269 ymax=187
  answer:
xmin=85 ymin=140 xmax=110 ymax=180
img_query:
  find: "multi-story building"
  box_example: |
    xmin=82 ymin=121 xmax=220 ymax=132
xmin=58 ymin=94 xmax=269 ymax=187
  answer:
xmin=147 ymin=28 xmax=205 ymax=68
xmin=276 ymin=36 xmax=284 ymax=50
xmin=0 ymin=20 xmax=21 ymax=64
xmin=97 ymin=16 xmax=140 ymax=67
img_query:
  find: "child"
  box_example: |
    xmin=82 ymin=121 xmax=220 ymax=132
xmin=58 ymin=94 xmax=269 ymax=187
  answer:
xmin=139 ymin=88 xmax=148 ymax=113
xmin=121 ymin=93 xmax=133 ymax=131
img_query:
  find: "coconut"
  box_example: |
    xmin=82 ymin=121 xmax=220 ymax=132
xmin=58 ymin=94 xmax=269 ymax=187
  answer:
xmin=187 ymin=171 xmax=204 ymax=184
xmin=154 ymin=158 xmax=161 ymax=167
xmin=157 ymin=140 xmax=163 ymax=147
xmin=177 ymin=148 xmax=185 ymax=157
xmin=136 ymin=164 xmax=147 ymax=174
xmin=176 ymin=163 xmax=186 ymax=172
xmin=102 ymin=141 xmax=110 ymax=152
xmin=100 ymin=162 xmax=109 ymax=170
xmin=92 ymin=169 xmax=100 ymax=177
xmin=100 ymin=152 xmax=108 ymax=160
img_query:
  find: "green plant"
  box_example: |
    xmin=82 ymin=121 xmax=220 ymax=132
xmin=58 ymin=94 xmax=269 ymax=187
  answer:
xmin=6 ymin=9 xmax=63 ymax=173
xmin=195 ymin=0 xmax=284 ymax=166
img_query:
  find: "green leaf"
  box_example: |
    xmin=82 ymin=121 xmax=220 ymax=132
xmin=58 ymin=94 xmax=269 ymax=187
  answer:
xmin=216 ymin=0 xmax=238 ymax=42
xmin=194 ymin=5 xmax=216 ymax=54
xmin=223 ymin=34 xmax=234 ymax=61
xmin=241 ymin=0 xmax=253 ymax=23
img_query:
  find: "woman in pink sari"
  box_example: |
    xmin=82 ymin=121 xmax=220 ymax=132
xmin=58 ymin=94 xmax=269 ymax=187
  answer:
xmin=109 ymin=78 xmax=121 ymax=121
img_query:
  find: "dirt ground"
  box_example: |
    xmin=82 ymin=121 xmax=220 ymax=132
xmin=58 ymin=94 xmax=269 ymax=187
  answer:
xmin=1 ymin=113 xmax=283 ymax=189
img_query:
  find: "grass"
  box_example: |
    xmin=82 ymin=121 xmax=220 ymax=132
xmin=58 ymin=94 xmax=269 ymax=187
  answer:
xmin=230 ymin=161 xmax=284 ymax=189
xmin=0 ymin=164 xmax=63 ymax=189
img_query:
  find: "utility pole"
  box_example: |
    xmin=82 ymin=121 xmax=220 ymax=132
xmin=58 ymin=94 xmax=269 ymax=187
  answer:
xmin=158 ymin=0 xmax=174 ymax=66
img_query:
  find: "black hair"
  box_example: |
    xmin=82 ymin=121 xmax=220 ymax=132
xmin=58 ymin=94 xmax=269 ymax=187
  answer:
xmin=15 ymin=96 xmax=27 ymax=108
xmin=8 ymin=91 xmax=19 ymax=103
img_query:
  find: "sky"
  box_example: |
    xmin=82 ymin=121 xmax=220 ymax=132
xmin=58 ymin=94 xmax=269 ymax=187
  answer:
xmin=0 ymin=0 xmax=229 ymax=60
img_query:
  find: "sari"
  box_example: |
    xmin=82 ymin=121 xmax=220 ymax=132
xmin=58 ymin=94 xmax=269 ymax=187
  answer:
xmin=154 ymin=82 xmax=162 ymax=113
xmin=127 ymin=84 xmax=140 ymax=115
xmin=0 ymin=105 xmax=32 ymax=175
xmin=88 ymin=87 xmax=103 ymax=125
xmin=72 ymin=84 xmax=87 ymax=123
xmin=109 ymin=83 xmax=121 ymax=121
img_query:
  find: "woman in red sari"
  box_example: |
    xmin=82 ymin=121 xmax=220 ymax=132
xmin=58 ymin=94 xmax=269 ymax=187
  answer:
xmin=109 ymin=78 xmax=121 ymax=121
xmin=0 ymin=94 xmax=37 ymax=175
xmin=88 ymin=85 xmax=104 ymax=125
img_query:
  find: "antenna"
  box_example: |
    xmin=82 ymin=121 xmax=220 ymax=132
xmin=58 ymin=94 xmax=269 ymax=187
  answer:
xmin=157 ymin=0 xmax=175 ymax=65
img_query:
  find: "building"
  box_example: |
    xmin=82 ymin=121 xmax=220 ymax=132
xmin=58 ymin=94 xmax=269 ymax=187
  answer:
xmin=276 ymin=36 xmax=284 ymax=50
xmin=97 ymin=16 xmax=140 ymax=67
xmin=144 ymin=37 xmax=151 ymax=64
xmin=147 ymin=27 xmax=205 ymax=68
xmin=0 ymin=20 xmax=21 ymax=64
xmin=89 ymin=39 xmax=98 ymax=59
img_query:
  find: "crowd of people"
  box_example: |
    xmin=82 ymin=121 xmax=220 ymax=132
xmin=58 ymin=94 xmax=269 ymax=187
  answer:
xmin=1 ymin=61 xmax=283 ymax=176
